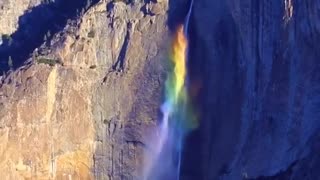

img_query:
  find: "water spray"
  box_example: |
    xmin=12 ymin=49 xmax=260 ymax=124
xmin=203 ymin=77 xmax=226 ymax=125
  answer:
xmin=143 ymin=1 xmax=196 ymax=179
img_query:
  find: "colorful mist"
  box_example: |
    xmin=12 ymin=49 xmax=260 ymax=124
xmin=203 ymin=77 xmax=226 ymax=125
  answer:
xmin=142 ymin=1 xmax=197 ymax=178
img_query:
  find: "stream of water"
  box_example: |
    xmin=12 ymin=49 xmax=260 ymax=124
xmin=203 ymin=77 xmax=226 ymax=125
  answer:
xmin=143 ymin=0 xmax=195 ymax=179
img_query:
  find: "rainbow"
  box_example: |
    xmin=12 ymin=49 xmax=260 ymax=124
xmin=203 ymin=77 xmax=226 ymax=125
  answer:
xmin=163 ymin=24 xmax=198 ymax=132
xmin=153 ymin=21 xmax=198 ymax=179
xmin=143 ymin=1 xmax=197 ymax=179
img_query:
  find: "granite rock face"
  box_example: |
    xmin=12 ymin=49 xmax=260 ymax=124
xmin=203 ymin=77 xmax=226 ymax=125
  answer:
xmin=0 ymin=0 xmax=168 ymax=179
xmin=0 ymin=0 xmax=41 ymax=35
xmin=0 ymin=0 xmax=320 ymax=179
xmin=181 ymin=0 xmax=320 ymax=179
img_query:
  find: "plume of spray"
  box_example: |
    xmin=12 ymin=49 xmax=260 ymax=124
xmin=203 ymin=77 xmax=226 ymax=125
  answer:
xmin=142 ymin=0 xmax=197 ymax=179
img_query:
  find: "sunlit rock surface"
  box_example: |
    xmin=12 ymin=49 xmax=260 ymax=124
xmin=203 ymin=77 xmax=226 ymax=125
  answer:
xmin=0 ymin=0 xmax=319 ymax=179
xmin=0 ymin=0 xmax=42 ymax=35
xmin=0 ymin=0 xmax=168 ymax=179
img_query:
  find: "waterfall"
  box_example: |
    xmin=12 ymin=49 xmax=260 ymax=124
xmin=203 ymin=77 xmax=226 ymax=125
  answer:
xmin=143 ymin=1 xmax=195 ymax=179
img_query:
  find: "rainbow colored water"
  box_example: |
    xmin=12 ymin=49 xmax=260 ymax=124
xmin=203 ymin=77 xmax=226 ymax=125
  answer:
xmin=163 ymin=24 xmax=198 ymax=132
xmin=143 ymin=1 xmax=196 ymax=179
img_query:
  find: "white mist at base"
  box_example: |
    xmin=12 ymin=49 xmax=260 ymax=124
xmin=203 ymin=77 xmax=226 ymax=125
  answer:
xmin=142 ymin=102 xmax=176 ymax=180
xmin=142 ymin=100 xmax=187 ymax=180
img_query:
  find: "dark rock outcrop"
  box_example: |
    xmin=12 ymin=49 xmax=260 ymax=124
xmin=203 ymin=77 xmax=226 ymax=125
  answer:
xmin=181 ymin=0 xmax=320 ymax=179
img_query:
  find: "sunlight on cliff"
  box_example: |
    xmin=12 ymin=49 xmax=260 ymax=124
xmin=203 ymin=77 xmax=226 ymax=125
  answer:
xmin=46 ymin=67 xmax=57 ymax=178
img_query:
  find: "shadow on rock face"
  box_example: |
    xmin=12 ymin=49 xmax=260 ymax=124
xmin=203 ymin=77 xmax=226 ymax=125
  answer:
xmin=0 ymin=0 xmax=99 ymax=73
xmin=178 ymin=0 xmax=244 ymax=179
xmin=179 ymin=0 xmax=320 ymax=179
xmin=167 ymin=0 xmax=192 ymax=32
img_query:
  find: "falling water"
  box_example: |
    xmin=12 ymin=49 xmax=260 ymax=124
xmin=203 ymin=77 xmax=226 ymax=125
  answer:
xmin=143 ymin=1 xmax=195 ymax=179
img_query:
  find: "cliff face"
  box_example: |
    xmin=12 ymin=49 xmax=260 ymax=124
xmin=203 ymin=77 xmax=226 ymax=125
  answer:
xmin=0 ymin=0 xmax=168 ymax=179
xmin=182 ymin=0 xmax=320 ymax=179
xmin=0 ymin=0 xmax=41 ymax=35
xmin=0 ymin=0 xmax=320 ymax=179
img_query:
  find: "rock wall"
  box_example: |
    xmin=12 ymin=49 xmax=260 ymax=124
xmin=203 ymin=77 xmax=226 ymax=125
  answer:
xmin=1 ymin=0 xmax=320 ymax=179
xmin=0 ymin=0 xmax=41 ymax=35
xmin=0 ymin=0 xmax=169 ymax=179
xmin=181 ymin=0 xmax=320 ymax=179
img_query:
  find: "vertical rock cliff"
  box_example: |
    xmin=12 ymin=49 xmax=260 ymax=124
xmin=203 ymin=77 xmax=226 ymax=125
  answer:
xmin=0 ymin=0 xmax=319 ymax=179
xmin=0 ymin=0 xmax=169 ymax=179
xmin=182 ymin=0 xmax=320 ymax=179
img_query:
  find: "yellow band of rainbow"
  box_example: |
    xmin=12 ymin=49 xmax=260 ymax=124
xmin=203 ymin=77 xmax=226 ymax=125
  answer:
xmin=164 ymin=24 xmax=198 ymax=131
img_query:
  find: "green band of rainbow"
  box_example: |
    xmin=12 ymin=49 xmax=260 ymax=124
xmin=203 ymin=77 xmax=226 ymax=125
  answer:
xmin=163 ymin=25 xmax=198 ymax=132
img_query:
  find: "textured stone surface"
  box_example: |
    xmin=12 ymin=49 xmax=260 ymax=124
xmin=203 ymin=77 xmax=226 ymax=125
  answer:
xmin=0 ymin=0 xmax=41 ymax=35
xmin=0 ymin=0 xmax=320 ymax=179
xmin=0 ymin=61 xmax=95 ymax=179
xmin=181 ymin=0 xmax=320 ymax=179
xmin=0 ymin=0 xmax=168 ymax=179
